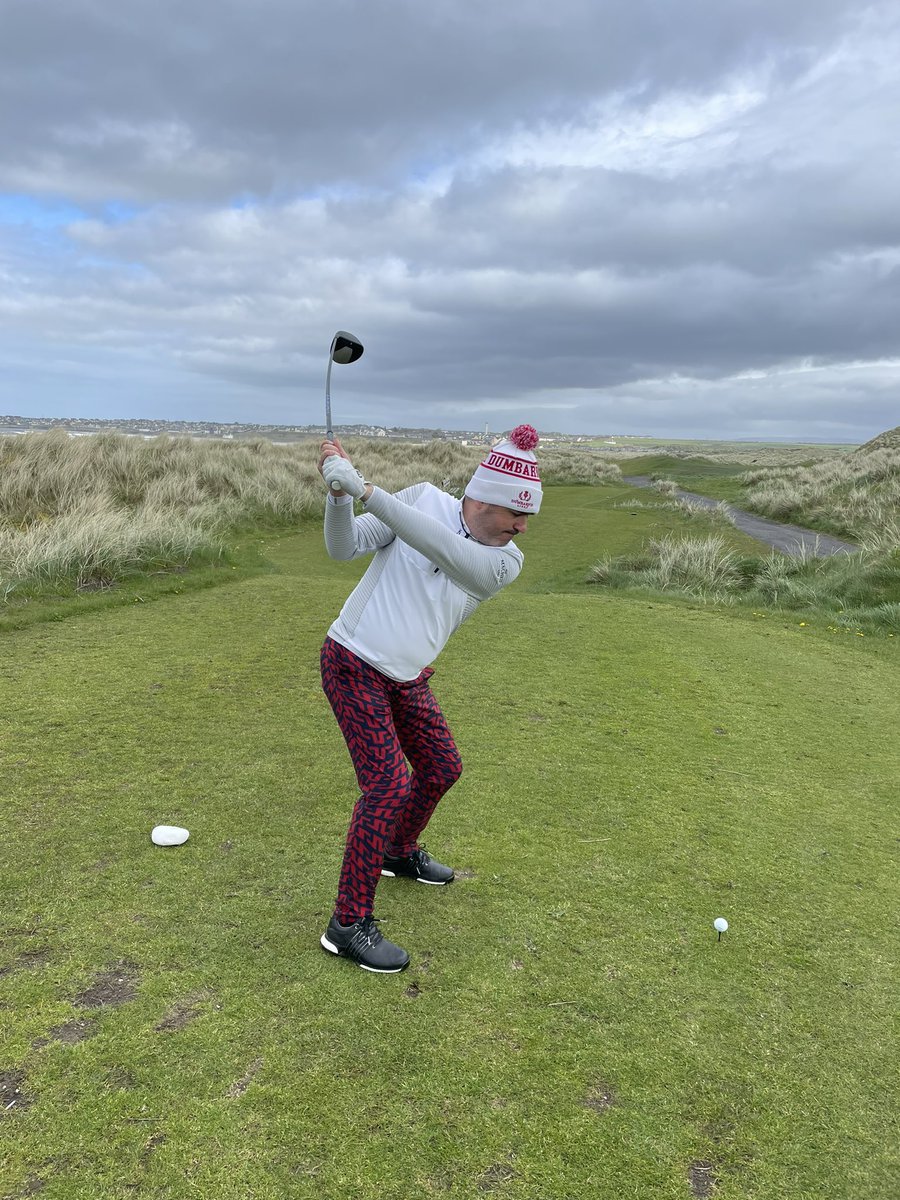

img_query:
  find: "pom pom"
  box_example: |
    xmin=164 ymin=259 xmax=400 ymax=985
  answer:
xmin=509 ymin=424 xmax=539 ymax=451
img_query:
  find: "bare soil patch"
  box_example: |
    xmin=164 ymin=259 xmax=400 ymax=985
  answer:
xmin=104 ymin=1066 xmax=136 ymax=1090
xmin=154 ymin=993 xmax=209 ymax=1033
xmin=0 ymin=948 xmax=52 ymax=978
xmin=3 ymin=1176 xmax=45 ymax=1197
xmin=584 ymin=1081 xmax=617 ymax=1113
xmin=477 ymin=1162 xmax=518 ymax=1191
xmin=33 ymin=1018 xmax=98 ymax=1048
xmin=225 ymin=1056 xmax=263 ymax=1098
xmin=140 ymin=1132 xmax=167 ymax=1163
xmin=689 ymin=1160 xmax=719 ymax=1197
xmin=0 ymin=1068 xmax=31 ymax=1116
xmin=73 ymin=960 xmax=140 ymax=1008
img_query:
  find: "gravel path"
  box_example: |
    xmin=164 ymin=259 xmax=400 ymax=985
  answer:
xmin=622 ymin=476 xmax=859 ymax=558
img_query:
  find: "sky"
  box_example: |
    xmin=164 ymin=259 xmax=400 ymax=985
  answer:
xmin=1 ymin=0 xmax=898 ymax=442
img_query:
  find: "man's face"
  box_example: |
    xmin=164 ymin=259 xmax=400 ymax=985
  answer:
xmin=465 ymin=499 xmax=530 ymax=546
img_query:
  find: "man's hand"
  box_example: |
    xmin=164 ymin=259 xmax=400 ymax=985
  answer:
xmin=318 ymin=438 xmax=352 ymax=497
xmin=318 ymin=437 xmax=349 ymax=473
xmin=322 ymin=455 xmax=369 ymax=500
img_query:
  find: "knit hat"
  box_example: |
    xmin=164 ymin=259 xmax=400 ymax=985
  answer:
xmin=465 ymin=425 xmax=542 ymax=514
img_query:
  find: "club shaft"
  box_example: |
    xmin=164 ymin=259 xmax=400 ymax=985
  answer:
xmin=325 ymin=353 xmax=334 ymax=440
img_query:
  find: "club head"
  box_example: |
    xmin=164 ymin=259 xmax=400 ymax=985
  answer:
xmin=330 ymin=331 xmax=364 ymax=365
xmin=325 ymin=330 xmax=365 ymax=451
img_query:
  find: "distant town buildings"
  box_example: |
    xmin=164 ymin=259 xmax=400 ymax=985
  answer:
xmin=0 ymin=415 xmax=596 ymax=445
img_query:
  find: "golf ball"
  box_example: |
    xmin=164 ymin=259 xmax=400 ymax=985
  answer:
xmin=714 ymin=917 xmax=728 ymax=933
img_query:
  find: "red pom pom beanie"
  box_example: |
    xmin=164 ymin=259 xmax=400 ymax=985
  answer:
xmin=465 ymin=424 xmax=542 ymax=514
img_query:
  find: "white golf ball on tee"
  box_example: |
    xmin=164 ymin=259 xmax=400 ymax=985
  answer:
xmin=714 ymin=917 xmax=728 ymax=933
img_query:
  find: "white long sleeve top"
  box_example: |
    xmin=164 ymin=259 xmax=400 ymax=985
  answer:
xmin=324 ymin=482 xmax=524 ymax=681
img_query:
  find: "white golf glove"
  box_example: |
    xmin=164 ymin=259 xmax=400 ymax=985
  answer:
xmin=322 ymin=454 xmax=369 ymax=499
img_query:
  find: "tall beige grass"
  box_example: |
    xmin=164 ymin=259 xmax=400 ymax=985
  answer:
xmin=589 ymin=533 xmax=742 ymax=601
xmin=589 ymin=532 xmax=900 ymax=631
xmin=0 ymin=430 xmax=621 ymax=595
xmin=741 ymin=446 xmax=900 ymax=540
xmin=613 ymin=497 xmax=736 ymax=526
xmin=0 ymin=495 xmax=216 ymax=592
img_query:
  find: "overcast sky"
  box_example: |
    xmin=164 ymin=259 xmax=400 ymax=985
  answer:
xmin=1 ymin=1 xmax=898 ymax=441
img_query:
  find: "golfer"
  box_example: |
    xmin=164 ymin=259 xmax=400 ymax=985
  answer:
xmin=316 ymin=425 xmax=542 ymax=972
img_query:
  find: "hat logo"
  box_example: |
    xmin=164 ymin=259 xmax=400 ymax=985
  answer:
xmin=515 ymin=489 xmax=532 ymax=506
xmin=483 ymin=452 xmax=539 ymax=481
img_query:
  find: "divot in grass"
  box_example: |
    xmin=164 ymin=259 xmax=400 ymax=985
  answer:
xmin=153 ymin=993 xmax=211 ymax=1033
xmin=104 ymin=1067 xmax=136 ymax=1091
xmin=584 ymin=1081 xmax=617 ymax=1113
xmin=139 ymin=1132 xmax=167 ymax=1164
xmin=476 ymin=1161 xmax=518 ymax=1190
xmin=0 ymin=948 xmax=52 ymax=978
xmin=1 ymin=1068 xmax=31 ymax=1115
xmin=33 ymin=1018 xmax=98 ymax=1048
xmin=225 ymin=1057 xmax=263 ymax=1099
xmin=5 ymin=1176 xmax=45 ymax=1198
xmin=689 ymin=1160 xmax=719 ymax=1197
xmin=73 ymin=960 xmax=139 ymax=1009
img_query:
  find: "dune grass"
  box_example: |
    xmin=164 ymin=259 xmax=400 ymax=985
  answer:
xmin=589 ymin=532 xmax=900 ymax=629
xmin=0 ymin=432 xmax=620 ymax=601
xmin=741 ymin=446 xmax=900 ymax=540
xmin=588 ymin=460 xmax=900 ymax=632
xmin=618 ymin=445 xmax=900 ymax=545
xmin=614 ymin=455 xmax=767 ymax=506
xmin=2 ymin=486 xmax=898 ymax=1199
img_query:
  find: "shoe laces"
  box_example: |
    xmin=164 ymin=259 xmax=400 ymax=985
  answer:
xmin=412 ymin=845 xmax=431 ymax=868
xmin=347 ymin=915 xmax=383 ymax=958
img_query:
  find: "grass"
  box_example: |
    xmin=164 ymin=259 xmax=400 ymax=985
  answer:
xmin=741 ymin=446 xmax=900 ymax=541
xmin=0 ymin=432 xmax=620 ymax=601
xmin=593 ymin=443 xmax=900 ymax=631
xmin=589 ymin=532 xmax=900 ymax=630
xmin=2 ymin=486 xmax=898 ymax=1198
xmin=591 ymin=439 xmax=853 ymax=468
xmin=615 ymin=456 xmax=801 ymax=506
xmin=611 ymin=443 xmax=900 ymax=545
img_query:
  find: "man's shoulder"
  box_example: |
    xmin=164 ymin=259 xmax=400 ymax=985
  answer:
xmin=408 ymin=481 xmax=458 ymax=515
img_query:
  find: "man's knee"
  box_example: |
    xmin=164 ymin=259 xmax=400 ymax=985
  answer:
xmin=438 ymin=751 xmax=463 ymax=791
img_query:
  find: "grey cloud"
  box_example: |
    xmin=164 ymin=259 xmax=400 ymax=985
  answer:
xmin=1 ymin=1 xmax=897 ymax=440
xmin=1 ymin=0 xmax=864 ymax=203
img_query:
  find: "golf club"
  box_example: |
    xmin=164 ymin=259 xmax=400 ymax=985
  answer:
xmin=325 ymin=331 xmax=365 ymax=491
xmin=325 ymin=330 xmax=364 ymax=434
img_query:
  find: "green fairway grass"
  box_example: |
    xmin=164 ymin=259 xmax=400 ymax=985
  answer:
xmin=2 ymin=488 xmax=898 ymax=1199
xmin=615 ymin=456 xmax=767 ymax=505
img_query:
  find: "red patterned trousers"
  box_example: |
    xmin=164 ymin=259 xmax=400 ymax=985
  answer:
xmin=320 ymin=637 xmax=463 ymax=923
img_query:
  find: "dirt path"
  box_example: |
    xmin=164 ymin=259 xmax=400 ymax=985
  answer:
xmin=622 ymin=476 xmax=859 ymax=557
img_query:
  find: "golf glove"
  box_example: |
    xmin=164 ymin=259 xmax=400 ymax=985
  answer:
xmin=323 ymin=455 xmax=369 ymax=499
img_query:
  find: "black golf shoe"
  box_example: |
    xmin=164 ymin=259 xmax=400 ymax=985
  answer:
xmin=320 ymin=915 xmax=410 ymax=973
xmin=382 ymin=846 xmax=455 ymax=886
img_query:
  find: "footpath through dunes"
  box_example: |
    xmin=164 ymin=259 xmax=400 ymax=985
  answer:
xmin=2 ymin=489 xmax=898 ymax=1199
xmin=623 ymin=475 xmax=859 ymax=556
